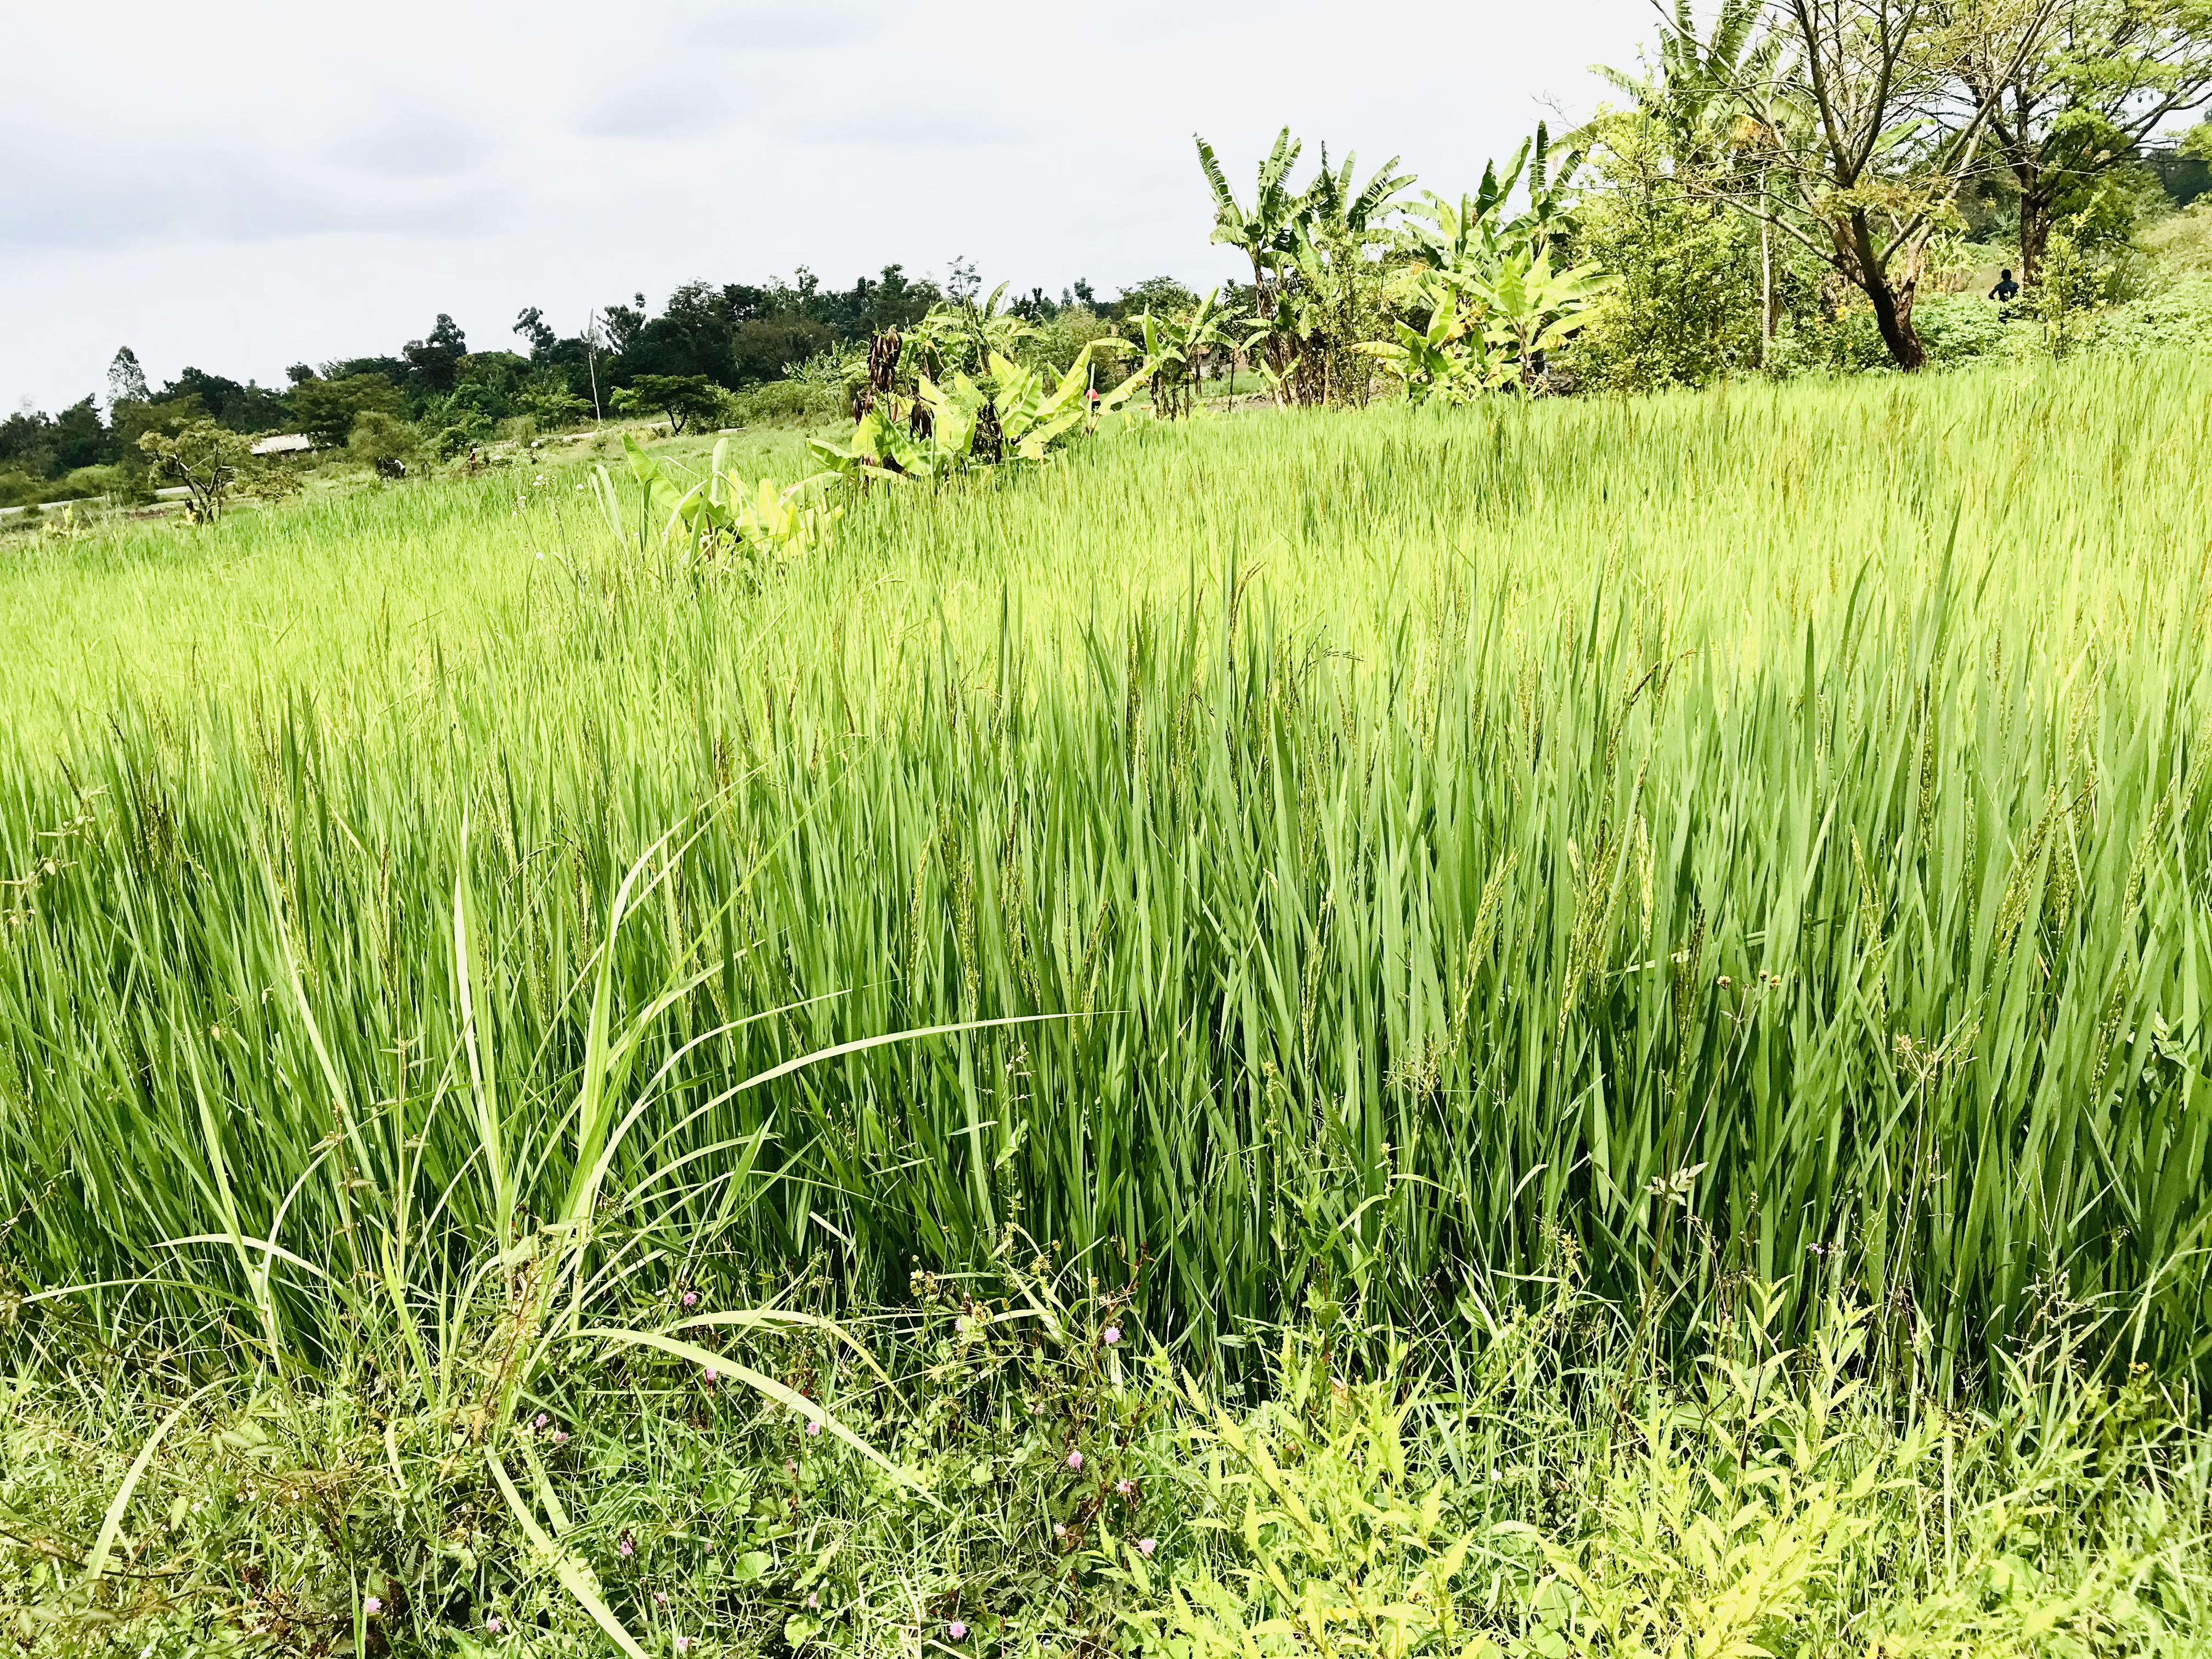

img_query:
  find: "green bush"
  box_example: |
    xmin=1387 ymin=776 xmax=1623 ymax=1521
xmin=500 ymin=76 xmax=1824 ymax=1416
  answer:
xmin=347 ymin=409 xmax=422 ymax=472
xmin=1773 ymin=291 xmax=2027 ymax=374
xmin=725 ymin=378 xmax=847 ymax=426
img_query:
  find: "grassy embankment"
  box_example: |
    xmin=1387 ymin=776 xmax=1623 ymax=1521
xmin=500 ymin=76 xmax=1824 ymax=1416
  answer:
xmin=4 ymin=360 xmax=2212 ymax=1654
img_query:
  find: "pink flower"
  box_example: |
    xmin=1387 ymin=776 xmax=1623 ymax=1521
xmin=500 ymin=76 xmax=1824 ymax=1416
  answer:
xmin=675 ymin=1638 xmax=691 ymax=1655
xmin=1102 ymin=1325 xmax=1121 ymax=1345
xmin=487 ymin=1615 xmax=505 ymax=1634
xmin=552 ymin=1429 xmax=570 ymax=1444
xmin=703 ymin=1366 xmax=718 ymax=1385
xmin=806 ymin=1593 xmax=820 ymax=1610
xmin=1116 ymin=1480 xmax=1135 ymax=1497
xmin=1066 ymin=1450 xmax=1083 ymax=1471
xmin=619 ymin=1531 xmax=636 ymax=1558
xmin=363 ymin=1597 xmax=383 ymax=1617
xmin=948 ymin=1622 xmax=968 ymax=1641
xmin=806 ymin=1419 xmax=823 ymax=1437
xmin=654 ymin=1590 xmax=669 ymax=1607
xmin=534 ymin=1413 xmax=549 ymax=1429
xmin=1138 ymin=1538 xmax=1158 ymax=1556
xmin=681 ymin=1289 xmax=700 ymax=1308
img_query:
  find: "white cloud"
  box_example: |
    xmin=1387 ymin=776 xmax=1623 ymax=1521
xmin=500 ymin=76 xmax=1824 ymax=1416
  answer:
xmin=0 ymin=0 xmax=1656 ymax=408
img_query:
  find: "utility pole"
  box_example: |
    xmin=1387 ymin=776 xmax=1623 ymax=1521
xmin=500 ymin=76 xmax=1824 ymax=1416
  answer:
xmin=584 ymin=311 xmax=603 ymax=423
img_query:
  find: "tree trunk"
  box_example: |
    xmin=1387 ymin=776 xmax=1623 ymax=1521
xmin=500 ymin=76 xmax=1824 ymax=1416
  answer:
xmin=1846 ymin=211 xmax=1928 ymax=372
xmin=2018 ymin=184 xmax=2051 ymax=286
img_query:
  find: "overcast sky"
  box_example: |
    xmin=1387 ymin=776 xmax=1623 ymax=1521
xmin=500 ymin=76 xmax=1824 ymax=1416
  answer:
xmin=2 ymin=0 xmax=1658 ymax=413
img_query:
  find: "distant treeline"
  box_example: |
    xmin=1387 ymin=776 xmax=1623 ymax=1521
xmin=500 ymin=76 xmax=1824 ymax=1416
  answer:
xmin=1 ymin=264 xmax=1197 ymax=500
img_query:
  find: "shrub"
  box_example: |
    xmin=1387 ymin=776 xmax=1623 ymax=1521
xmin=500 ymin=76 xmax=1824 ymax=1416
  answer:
xmin=347 ymin=409 xmax=421 ymax=472
xmin=725 ymin=379 xmax=845 ymax=426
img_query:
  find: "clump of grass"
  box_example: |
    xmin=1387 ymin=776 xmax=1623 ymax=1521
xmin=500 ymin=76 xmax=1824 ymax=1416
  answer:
xmin=7 ymin=1251 xmax=2210 ymax=1656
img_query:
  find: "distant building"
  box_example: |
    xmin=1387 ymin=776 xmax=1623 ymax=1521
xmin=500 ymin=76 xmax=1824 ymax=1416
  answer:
xmin=250 ymin=433 xmax=313 ymax=456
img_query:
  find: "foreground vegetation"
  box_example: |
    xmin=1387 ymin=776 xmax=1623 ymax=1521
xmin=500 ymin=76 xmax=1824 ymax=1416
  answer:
xmin=10 ymin=1258 xmax=2212 ymax=1657
xmin=5 ymin=353 xmax=2212 ymax=1649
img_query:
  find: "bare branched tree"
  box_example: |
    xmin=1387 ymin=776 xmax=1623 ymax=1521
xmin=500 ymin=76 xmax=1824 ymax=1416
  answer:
xmin=1958 ymin=0 xmax=2212 ymax=280
xmin=1732 ymin=0 xmax=2058 ymax=368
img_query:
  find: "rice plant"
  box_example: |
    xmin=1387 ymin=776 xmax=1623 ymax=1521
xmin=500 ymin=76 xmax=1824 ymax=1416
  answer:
xmin=3 ymin=354 xmax=2210 ymax=1392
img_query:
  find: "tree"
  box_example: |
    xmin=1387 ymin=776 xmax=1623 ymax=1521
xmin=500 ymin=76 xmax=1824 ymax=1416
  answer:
xmin=1597 ymin=0 xmax=1791 ymax=352
xmin=1960 ymin=0 xmax=2212 ymax=280
xmin=1131 ymin=289 xmax=1240 ymax=417
xmin=1733 ymin=0 xmax=2059 ymax=369
xmin=403 ymin=314 xmax=469 ymax=395
xmin=611 ymin=374 xmax=726 ymax=436
xmin=289 ymin=374 xmax=406 ymax=450
xmin=51 ymin=399 xmax=109 ymax=471
xmin=514 ymin=307 xmax=558 ymax=356
xmin=108 ymin=347 xmax=149 ymax=408
xmin=137 ymin=417 xmax=252 ymax=522
xmin=1195 ymin=128 xmax=1413 ymax=403
xmin=156 ymin=367 xmax=290 ymax=432
xmin=1196 ymin=128 xmax=1311 ymax=396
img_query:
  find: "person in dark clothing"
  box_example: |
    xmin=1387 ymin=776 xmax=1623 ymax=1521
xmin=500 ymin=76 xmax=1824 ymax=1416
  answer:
xmin=1990 ymin=268 xmax=2021 ymax=303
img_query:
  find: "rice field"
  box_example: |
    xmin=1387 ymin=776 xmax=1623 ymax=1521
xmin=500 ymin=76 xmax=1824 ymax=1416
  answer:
xmin=4 ymin=357 xmax=2211 ymax=1392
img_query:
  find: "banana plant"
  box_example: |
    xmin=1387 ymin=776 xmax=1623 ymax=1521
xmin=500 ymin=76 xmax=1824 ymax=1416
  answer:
xmin=811 ymin=338 xmax=1143 ymax=481
xmin=1465 ymin=246 xmax=1620 ymax=388
xmin=1197 ymin=128 xmax=1414 ymax=405
xmin=1356 ymin=297 xmax=1513 ymax=404
xmin=1131 ymin=288 xmax=1246 ymax=417
xmin=906 ymin=284 xmax=1039 ymax=381
xmin=1196 ymin=127 xmax=1309 ymax=299
xmin=1385 ymin=122 xmax=1614 ymax=395
xmin=595 ymin=433 xmax=842 ymax=563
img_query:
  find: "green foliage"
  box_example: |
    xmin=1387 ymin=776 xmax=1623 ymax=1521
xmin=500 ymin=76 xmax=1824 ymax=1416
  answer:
xmin=1374 ymin=131 xmax=1618 ymax=398
xmin=346 ymin=409 xmax=421 ymax=474
xmin=811 ymin=337 xmax=1142 ymax=482
xmin=10 ymin=1268 xmax=2212 ymax=1657
xmin=599 ymin=431 xmax=842 ymax=569
xmin=7 ymin=361 xmax=2212 ymax=1395
xmin=1566 ymin=114 xmax=1767 ymax=392
xmin=289 ymin=373 xmax=406 ymax=450
xmin=135 ymin=417 xmax=253 ymax=523
xmin=613 ymin=374 xmax=730 ymax=437
xmin=725 ymin=378 xmax=848 ymax=427
xmin=1132 ymin=290 xmax=1244 ymax=418
xmin=516 ymin=367 xmax=591 ymax=429
xmin=1197 ymin=128 xmax=1414 ymax=404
